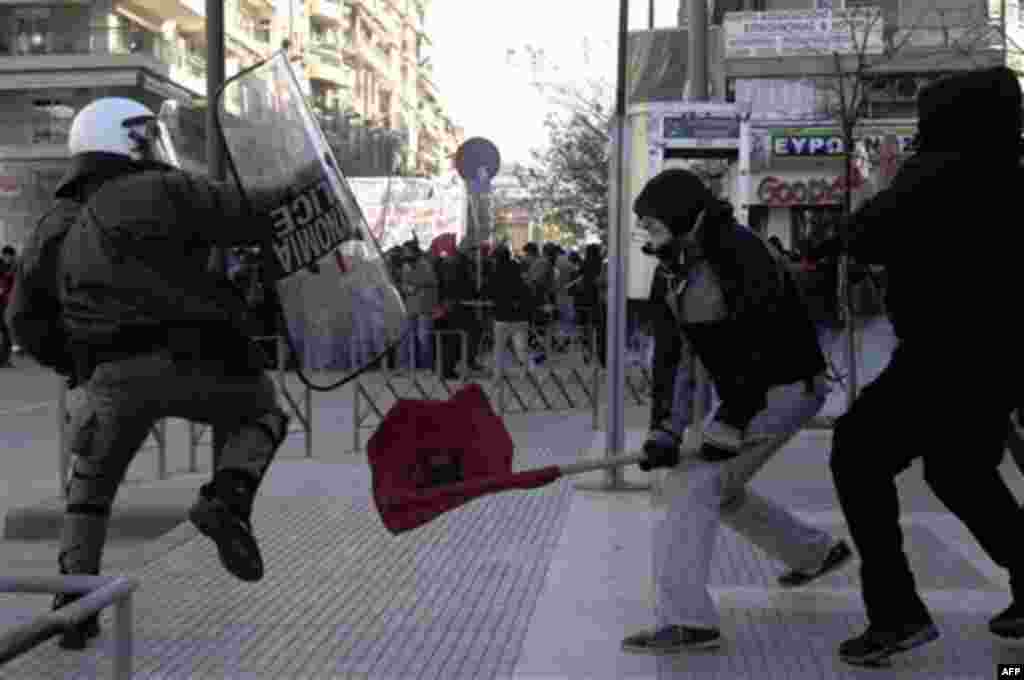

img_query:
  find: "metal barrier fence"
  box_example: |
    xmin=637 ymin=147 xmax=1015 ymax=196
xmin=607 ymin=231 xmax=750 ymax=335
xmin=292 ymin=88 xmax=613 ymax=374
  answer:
xmin=350 ymin=319 xmax=653 ymax=451
xmin=58 ymin=337 xmax=312 ymax=497
xmin=0 ymin=574 xmax=139 ymax=679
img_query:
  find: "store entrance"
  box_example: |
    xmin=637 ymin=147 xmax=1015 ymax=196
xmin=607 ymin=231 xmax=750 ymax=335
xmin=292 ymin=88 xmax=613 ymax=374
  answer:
xmin=791 ymin=206 xmax=843 ymax=258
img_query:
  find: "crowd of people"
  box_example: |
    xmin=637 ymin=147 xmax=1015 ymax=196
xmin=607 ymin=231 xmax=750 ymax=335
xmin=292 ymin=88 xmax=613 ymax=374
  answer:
xmin=252 ymin=236 xmax=613 ymax=380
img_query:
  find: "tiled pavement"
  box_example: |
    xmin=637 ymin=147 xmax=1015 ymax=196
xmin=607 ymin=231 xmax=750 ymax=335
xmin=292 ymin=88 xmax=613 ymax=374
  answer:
xmin=3 ymin=318 xmax=1024 ymax=678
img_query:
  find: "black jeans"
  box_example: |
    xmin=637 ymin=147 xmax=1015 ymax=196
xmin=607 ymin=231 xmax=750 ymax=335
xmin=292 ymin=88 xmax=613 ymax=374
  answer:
xmin=436 ymin=304 xmax=482 ymax=373
xmin=830 ymin=342 xmax=1024 ymax=627
xmin=0 ymin=309 xmax=12 ymax=365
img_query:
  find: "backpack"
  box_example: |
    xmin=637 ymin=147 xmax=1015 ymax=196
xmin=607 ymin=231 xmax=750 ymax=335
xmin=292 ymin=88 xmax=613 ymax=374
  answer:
xmin=5 ymin=198 xmax=82 ymax=376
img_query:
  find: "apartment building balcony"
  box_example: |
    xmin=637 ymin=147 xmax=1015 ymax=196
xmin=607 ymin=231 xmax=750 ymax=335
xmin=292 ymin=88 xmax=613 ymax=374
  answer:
xmin=124 ymin=0 xmax=205 ymax=31
xmin=356 ymin=41 xmax=392 ymax=77
xmin=167 ymin=50 xmax=206 ymax=96
xmin=240 ymin=0 xmax=275 ymax=17
xmin=226 ymin=8 xmax=271 ymax=57
xmin=0 ymin=26 xmax=183 ymax=91
xmin=311 ymin=0 xmax=345 ymax=24
xmin=351 ymin=0 xmax=392 ymax=33
xmin=308 ymin=42 xmax=353 ymax=90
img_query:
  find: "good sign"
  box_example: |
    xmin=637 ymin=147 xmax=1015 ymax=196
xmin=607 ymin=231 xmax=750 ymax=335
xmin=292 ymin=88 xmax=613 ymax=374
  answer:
xmin=269 ymin=178 xmax=353 ymax=276
xmin=757 ymin=174 xmax=863 ymax=206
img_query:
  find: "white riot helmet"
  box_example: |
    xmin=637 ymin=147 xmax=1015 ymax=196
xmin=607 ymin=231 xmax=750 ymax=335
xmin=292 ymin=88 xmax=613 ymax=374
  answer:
xmin=68 ymin=97 xmax=179 ymax=166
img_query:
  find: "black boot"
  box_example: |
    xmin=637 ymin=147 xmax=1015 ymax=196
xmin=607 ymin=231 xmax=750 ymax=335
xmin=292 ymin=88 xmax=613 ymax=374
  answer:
xmin=52 ymin=591 xmax=101 ymax=650
xmin=189 ymin=470 xmax=263 ymax=582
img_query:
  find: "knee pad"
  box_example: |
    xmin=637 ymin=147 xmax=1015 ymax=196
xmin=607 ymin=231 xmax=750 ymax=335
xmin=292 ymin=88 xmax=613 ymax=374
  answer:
xmin=254 ymin=409 xmax=289 ymax=451
xmin=65 ymin=458 xmax=119 ymax=511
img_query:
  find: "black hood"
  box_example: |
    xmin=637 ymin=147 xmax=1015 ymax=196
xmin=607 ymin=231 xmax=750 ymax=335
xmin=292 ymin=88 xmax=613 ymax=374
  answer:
xmin=916 ymin=67 xmax=1022 ymax=155
xmin=633 ymin=168 xmax=714 ymax=237
xmin=55 ymin=152 xmax=176 ymax=202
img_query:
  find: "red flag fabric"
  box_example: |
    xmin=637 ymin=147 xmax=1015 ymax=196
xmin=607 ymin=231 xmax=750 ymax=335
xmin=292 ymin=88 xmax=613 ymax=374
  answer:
xmin=429 ymin=232 xmax=457 ymax=258
xmin=367 ymin=384 xmax=560 ymax=535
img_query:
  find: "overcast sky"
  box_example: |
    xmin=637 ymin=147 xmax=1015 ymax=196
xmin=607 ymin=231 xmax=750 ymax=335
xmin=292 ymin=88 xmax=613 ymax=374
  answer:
xmin=425 ymin=0 xmax=683 ymax=167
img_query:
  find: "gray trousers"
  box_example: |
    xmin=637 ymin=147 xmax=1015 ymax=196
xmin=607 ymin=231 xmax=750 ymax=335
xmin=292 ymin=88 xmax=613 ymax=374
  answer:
xmin=654 ymin=373 xmax=835 ymax=630
xmin=60 ymin=350 xmax=286 ymax=575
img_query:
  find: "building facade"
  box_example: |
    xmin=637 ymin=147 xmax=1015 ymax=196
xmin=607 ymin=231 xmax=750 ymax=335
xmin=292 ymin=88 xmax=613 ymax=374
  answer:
xmin=715 ymin=0 xmax=1015 ymax=252
xmin=0 ymin=0 xmax=462 ymax=248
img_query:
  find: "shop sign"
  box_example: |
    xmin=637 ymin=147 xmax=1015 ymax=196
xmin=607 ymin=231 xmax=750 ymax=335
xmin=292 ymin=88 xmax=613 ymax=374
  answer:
xmin=655 ymin=103 xmax=744 ymax=149
xmin=772 ymin=130 xmax=915 ymax=157
xmin=724 ymin=8 xmax=884 ymax=59
xmin=756 ymin=173 xmax=863 ymax=206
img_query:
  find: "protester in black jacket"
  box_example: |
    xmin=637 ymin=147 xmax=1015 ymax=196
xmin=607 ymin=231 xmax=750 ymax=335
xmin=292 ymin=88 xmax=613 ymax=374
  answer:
xmin=483 ymin=244 xmax=533 ymax=377
xmin=817 ymin=66 xmax=1024 ymax=666
xmin=623 ymin=169 xmax=849 ymax=656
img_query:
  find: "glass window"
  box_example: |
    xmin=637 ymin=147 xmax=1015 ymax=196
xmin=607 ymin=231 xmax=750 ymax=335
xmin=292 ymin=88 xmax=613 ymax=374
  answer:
xmin=31 ymin=99 xmax=73 ymax=145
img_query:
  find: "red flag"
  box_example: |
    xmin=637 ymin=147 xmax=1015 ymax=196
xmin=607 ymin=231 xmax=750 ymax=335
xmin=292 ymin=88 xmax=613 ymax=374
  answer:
xmin=429 ymin=232 xmax=457 ymax=258
xmin=367 ymin=384 xmax=560 ymax=534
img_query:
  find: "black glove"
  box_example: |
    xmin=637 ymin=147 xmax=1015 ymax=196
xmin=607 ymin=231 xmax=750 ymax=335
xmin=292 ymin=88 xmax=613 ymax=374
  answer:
xmin=639 ymin=429 xmax=681 ymax=471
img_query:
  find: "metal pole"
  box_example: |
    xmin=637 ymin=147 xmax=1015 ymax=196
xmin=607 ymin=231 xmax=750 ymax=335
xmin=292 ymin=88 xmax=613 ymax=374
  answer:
xmin=353 ymin=377 xmax=361 ymax=453
xmin=649 ymin=0 xmax=655 ymax=28
xmin=604 ymin=0 xmax=631 ymax=489
xmin=206 ymin=0 xmax=225 ymax=182
xmin=688 ymin=0 xmax=708 ymax=100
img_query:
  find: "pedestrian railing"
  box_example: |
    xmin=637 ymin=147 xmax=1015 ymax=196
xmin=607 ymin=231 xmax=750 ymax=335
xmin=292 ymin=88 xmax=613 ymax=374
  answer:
xmin=0 ymin=574 xmax=139 ymax=679
xmin=349 ymin=322 xmax=652 ymax=451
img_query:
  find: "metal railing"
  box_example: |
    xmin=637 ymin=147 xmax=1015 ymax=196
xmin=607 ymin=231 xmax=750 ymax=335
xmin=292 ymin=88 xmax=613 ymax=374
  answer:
xmin=0 ymin=26 xmax=177 ymax=64
xmin=349 ymin=314 xmax=652 ymax=451
xmin=0 ymin=574 xmax=138 ymax=679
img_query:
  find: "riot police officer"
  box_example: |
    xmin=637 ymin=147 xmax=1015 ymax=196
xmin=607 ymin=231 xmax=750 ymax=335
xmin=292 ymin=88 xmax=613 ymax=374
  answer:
xmin=15 ymin=97 xmax=289 ymax=649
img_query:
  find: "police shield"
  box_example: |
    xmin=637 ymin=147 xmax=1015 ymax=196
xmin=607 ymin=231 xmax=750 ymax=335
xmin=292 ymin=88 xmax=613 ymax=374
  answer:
xmin=215 ymin=52 xmax=406 ymax=376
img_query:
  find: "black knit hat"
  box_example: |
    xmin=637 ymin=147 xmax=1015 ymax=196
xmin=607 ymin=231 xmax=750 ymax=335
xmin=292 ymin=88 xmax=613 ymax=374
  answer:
xmin=917 ymin=66 xmax=1022 ymax=153
xmin=633 ymin=168 xmax=714 ymax=237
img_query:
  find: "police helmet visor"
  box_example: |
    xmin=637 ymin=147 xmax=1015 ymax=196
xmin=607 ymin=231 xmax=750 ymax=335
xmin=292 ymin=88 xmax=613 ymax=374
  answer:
xmin=122 ymin=115 xmax=178 ymax=166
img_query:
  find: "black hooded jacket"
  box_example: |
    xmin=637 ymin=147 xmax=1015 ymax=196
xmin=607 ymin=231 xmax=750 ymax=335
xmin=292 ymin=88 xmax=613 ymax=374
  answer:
xmin=636 ymin=173 xmax=826 ymax=425
xmin=818 ymin=66 xmax=1023 ymax=360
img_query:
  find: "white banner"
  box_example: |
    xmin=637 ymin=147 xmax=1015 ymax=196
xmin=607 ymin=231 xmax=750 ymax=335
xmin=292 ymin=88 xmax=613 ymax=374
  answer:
xmin=348 ymin=177 xmax=466 ymax=252
xmin=724 ymin=8 xmax=885 ymax=59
